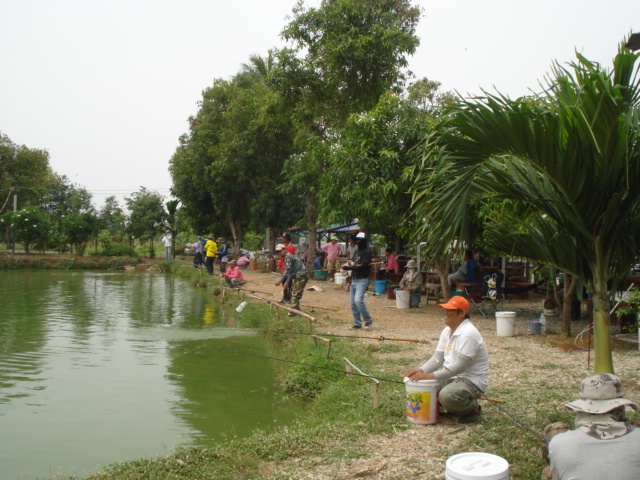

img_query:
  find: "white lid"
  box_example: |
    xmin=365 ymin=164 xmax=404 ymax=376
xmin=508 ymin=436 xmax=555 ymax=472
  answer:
xmin=446 ymin=452 xmax=509 ymax=480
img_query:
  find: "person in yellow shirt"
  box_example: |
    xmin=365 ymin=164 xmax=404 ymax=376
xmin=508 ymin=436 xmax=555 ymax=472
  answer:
xmin=204 ymin=236 xmax=218 ymax=275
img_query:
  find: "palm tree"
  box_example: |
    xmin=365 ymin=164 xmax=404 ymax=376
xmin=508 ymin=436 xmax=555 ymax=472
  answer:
xmin=240 ymin=52 xmax=275 ymax=78
xmin=411 ymin=43 xmax=640 ymax=374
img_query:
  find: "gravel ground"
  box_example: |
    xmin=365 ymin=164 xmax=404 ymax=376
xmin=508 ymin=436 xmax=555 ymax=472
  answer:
xmin=236 ymin=269 xmax=640 ymax=479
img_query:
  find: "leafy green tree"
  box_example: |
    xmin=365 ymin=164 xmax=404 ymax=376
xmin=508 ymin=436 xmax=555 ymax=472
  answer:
xmin=278 ymin=0 xmax=422 ymax=122
xmin=124 ymin=187 xmax=166 ymax=258
xmin=272 ymin=0 xmax=421 ymax=267
xmin=411 ymin=44 xmax=640 ymax=374
xmin=38 ymin=174 xmax=96 ymax=253
xmin=0 ymin=133 xmax=55 ymax=212
xmin=171 ymin=57 xmax=297 ymax=256
xmin=61 ymin=211 xmax=98 ymax=255
xmin=42 ymin=174 xmax=94 ymax=216
xmin=1 ymin=207 xmax=50 ymax=253
xmin=99 ymin=196 xmax=127 ymax=243
xmin=320 ymin=91 xmax=439 ymax=248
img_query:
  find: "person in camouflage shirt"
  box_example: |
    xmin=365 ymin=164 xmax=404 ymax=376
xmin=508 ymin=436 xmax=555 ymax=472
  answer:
xmin=274 ymin=246 xmax=309 ymax=316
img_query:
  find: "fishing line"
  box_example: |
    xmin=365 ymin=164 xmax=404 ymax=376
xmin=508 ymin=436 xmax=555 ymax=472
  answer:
xmin=210 ymin=344 xmax=405 ymax=385
xmin=223 ymin=326 xmax=422 ymax=343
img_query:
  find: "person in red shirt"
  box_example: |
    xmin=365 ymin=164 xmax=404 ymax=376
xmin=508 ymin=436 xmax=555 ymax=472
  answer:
xmin=277 ymin=233 xmax=296 ymax=273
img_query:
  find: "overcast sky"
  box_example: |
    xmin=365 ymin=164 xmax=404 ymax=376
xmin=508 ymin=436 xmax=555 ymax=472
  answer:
xmin=1 ymin=0 xmax=639 ymax=209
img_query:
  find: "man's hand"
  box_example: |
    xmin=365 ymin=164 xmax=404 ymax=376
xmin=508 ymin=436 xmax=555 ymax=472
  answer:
xmin=402 ymin=369 xmax=435 ymax=381
xmin=275 ymin=280 xmax=282 ymax=286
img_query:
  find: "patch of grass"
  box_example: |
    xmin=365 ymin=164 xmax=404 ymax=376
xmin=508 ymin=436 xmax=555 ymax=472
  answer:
xmin=0 ymin=256 xmax=26 ymax=269
xmin=29 ymin=258 xmax=50 ymax=269
xmin=54 ymin=258 xmax=76 ymax=269
xmin=538 ymin=362 xmax=570 ymax=370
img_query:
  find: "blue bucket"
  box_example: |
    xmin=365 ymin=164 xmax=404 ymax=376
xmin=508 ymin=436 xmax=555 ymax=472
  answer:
xmin=374 ymin=279 xmax=388 ymax=295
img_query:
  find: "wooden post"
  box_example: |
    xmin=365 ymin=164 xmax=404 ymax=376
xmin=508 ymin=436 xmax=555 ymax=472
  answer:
xmin=310 ymin=335 xmax=332 ymax=358
xmin=343 ymin=357 xmax=381 ymax=408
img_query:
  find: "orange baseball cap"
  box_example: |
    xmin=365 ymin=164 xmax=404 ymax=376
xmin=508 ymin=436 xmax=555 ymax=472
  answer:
xmin=438 ymin=296 xmax=469 ymax=313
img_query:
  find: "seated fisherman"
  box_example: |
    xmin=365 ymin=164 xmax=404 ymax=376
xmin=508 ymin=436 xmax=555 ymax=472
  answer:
xmin=447 ymin=250 xmax=479 ymax=286
xmin=220 ymin=260 xmax=246 ymax=288
xmin=394 ymin=259 xmax=423 ymax=308
xmin=402 ymin=296 xmax=488 ymax=423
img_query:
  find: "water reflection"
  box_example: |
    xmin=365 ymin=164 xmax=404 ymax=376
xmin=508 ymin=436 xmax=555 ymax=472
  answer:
xmin=0 ymin=270 xmax=298 ymax=479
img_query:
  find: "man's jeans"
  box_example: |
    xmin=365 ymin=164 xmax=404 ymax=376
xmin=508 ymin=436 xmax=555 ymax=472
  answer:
xmin=350 ymin=277 xmax=373 ymax=327
xmin=165 ymin=246 xmax=171 ymax=261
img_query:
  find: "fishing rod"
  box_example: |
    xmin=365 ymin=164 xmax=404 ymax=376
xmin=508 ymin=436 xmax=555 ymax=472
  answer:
xmin=213 ymin=344 xmax=405 ymax=385
xmin=433 ymin=359 xmax=548 ymax=445
xmin=227 ymin=326 xmax=421 ymax=343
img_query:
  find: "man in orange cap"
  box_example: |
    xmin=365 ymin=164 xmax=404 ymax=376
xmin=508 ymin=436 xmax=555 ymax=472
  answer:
xmin=403 ymin=295 xmax=489 ymax=423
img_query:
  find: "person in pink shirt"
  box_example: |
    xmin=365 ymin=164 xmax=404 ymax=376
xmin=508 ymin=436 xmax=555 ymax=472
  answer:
xmin=221 ymin=260 xmax=246 ymax=288
xmin=378 ymin=248 xmax=398 ymax=280
xmin=236 ymin=255 xmax=250 ymax=268
xmin=321 ymin=237 xmax=343 ymax=280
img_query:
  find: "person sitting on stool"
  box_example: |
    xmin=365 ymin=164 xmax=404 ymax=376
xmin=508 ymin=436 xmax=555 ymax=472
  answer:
xmin=394 ymin=259 xmax=423 ymax=308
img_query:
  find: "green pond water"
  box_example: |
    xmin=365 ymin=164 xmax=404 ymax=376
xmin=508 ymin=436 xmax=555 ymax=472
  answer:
xmin=0 ymin=270 xmax=299 ymax=479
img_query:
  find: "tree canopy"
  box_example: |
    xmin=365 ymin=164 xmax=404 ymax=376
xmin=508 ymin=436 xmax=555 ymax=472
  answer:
xmin=410 ymin=44 xmax=640 ymax=373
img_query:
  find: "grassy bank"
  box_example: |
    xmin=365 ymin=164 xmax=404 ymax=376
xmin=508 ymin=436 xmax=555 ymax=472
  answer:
xmin=0 ymin=252 xmax=143 ymax=270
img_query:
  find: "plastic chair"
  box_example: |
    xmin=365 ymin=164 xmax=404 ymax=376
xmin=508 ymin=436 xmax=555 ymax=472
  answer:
xmin=474 ymin=271 xmax=505 ymax=317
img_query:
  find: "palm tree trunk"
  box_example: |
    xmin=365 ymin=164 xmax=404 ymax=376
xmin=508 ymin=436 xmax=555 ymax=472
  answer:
xmin=593 ymin=244 xmax=614 ymax=373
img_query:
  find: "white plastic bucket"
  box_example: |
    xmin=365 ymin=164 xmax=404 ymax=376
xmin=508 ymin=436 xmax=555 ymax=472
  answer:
xmin=495 ymin=311 xmax=516 ymax=337
xmin=404 ymin=378 xmax=439 ymax=425
xmin=334 ymin=273 xmax=346 ymax=285
xmin=445 ymin=452 xmax=509 ymax=480
xmin=396 ymin=290 xmax=410 ymax=309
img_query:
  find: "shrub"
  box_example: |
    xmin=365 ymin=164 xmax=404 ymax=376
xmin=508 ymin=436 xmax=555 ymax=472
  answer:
xmin=104 ymin=242 xmax=136 ymax=257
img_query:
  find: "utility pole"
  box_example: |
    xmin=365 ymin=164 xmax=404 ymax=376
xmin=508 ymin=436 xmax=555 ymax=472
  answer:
xmin=11 ymin=186 xmax=17 ymax=253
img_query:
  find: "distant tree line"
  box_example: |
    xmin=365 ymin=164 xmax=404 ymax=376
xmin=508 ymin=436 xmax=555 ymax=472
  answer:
xmin=0 ymin=133 xmax=172 ymax=257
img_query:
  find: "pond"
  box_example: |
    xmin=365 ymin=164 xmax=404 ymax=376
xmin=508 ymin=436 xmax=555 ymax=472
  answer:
xmin=0 ymin=270 xmax=299 ymax=479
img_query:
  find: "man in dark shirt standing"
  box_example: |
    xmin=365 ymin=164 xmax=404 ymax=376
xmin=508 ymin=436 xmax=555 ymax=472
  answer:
xmin=342 ymin=232 xmax=374 ymax=329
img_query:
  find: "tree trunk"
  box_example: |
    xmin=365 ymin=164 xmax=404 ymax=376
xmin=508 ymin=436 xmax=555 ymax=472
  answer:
xmin=435 ymin=255 xmax=452 ymax=300
xmin=592 ymin=267 xmax=615 ymax=374
xmin=561 ymin=273 xmax=578 ymax=337
xmin=228 ymin=218 xmax=243 ymax=258
xmin=306 ymin=218 xmax=318 ymax=272
xmin=305 ymin=191 xmax=319 ymax=272
xmin=265 ymin=226 xmax=276 ymax=255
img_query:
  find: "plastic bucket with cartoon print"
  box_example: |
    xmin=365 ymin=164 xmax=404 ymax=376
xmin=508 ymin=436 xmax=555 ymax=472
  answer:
xmin=495 ymin=311 xmax=516 ymax=337
xmin=404 ymin=378 xmax=439 ymax=425
xmin=445 ymin=452 xmax=509 ymax=480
